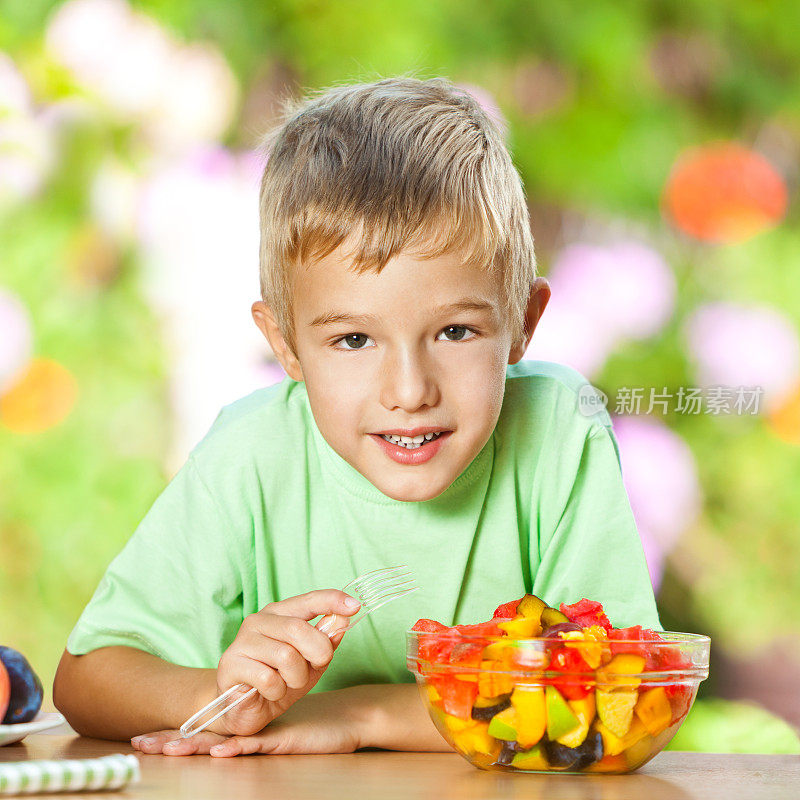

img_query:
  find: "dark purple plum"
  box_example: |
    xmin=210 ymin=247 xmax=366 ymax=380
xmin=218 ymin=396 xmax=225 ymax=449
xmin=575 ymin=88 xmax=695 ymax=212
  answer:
xmin=471 ymin=694 xmax=511 ymax=722
xmin=541 ymin=622 xmax=583 ymax=638
xmin=494 ymin=739 xmax=524 ymax=766
xmin=543 ymin=731 xmax=604 ymax=771
xmin=0 ymin=647 xmax=43 ymax=724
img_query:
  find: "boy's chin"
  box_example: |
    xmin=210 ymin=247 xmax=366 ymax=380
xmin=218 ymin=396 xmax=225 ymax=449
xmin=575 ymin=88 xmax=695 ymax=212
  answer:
xmin=369 ymin=472 xmax=451 ymax=503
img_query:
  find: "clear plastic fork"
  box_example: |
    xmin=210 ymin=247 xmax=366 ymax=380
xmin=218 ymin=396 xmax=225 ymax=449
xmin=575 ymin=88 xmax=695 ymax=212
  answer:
xmin=179 ymin=565 xmax=419 ymax=739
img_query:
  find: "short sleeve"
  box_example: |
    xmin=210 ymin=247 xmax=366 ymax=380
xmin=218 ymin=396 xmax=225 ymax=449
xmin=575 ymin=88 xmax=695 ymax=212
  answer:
xmin=532 ymin=423 xmax=662 ymax=630
xmin=66 ymin=456 xmax=245 ymax=668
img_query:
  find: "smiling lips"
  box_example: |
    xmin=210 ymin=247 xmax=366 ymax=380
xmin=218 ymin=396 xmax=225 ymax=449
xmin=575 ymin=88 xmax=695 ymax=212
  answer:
xmin=369 ymin=430 xmax=452 ymax=464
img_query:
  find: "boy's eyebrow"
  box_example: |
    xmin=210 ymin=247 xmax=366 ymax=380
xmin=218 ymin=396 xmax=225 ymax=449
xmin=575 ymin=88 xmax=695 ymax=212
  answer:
xmin=309 ymin=298 xmax=496 ymax=328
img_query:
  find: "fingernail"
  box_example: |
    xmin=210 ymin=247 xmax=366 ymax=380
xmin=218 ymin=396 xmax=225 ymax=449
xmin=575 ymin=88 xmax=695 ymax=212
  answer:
xmin=164 ymin=740 xmax=179 ymax=749
xmin=130 ymin=736 xmax=142 ymax=746
xmin=141 ymin=738 xmax=155 ymax=747
xmin=210 ymin=744 xmax=225 ymax=754
xmin=344 ymin=595 xmax=360 ymax=609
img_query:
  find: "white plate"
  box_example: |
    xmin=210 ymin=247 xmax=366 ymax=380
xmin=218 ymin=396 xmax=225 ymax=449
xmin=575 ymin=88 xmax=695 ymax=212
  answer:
xmin=0 ymin=712 xmax=66 ymax=746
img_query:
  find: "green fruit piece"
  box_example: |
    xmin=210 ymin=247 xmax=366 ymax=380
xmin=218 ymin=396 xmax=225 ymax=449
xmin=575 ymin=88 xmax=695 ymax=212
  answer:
xmin=545 ymin=685 xmax=580 ymax=741
xmin=556 ymin=693 xmax=595 ymax=748
xmin=487 ymin=706 xmax=518 ymax=741
xmin=596 ymin=688 xmax=637 ymax=738
xmin=541 ymin=607 xmax=570 ymax=628
xmin=510 ymin=744 xmax=549 ymax=771
xmin=517 ymin=594 xmax=547 ymax=620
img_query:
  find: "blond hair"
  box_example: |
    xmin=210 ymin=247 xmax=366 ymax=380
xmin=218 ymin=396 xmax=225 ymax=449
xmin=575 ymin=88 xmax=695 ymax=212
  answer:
xmin=258 ymin=76 xmax=536 ymax=355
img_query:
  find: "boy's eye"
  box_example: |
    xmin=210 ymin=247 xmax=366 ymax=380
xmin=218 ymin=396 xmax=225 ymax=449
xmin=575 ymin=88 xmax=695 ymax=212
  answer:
xmin=334 ymin=333 xmax=374 ymax=350
xmin=333 ymin=326 xmax=476 ymax=349
xmin=437 ymin=325 xmax=475 ymax=342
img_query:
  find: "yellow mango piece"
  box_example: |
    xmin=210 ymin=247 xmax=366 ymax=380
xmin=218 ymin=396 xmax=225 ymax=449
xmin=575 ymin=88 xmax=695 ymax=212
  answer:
xmin=596 ymin=717 xmax=649 ymax=757
xmin=482 ymin=642 xmax=514 ymax=660
xmin=426 ymin=684 xmax=441 ymax=704
xmin=635 ymin=687 xmax=672 ymax=736
xmin=510 ymin=687 xmax=546 ymax=748
xmin=596 ymin=654 xmax=646 ymax=689
xmin=596 ymin=688 xmax=637 ymax=738
xmin=498 ymin=616 xmax=542 ymax=638
xmin=556 ymin=693 xmax=596 ymax=748
xmin=477 ymin=660 xmax=514 ymax=698
xmin=441 ymin=712 xmax=475 ymax=733
xmin=452 ymin=721 xmax=496 ymax=757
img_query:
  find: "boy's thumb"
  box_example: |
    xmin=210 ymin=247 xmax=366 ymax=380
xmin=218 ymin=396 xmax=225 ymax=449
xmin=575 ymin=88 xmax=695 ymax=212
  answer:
xmin=342 ymin=593 xmax=361 ymax=612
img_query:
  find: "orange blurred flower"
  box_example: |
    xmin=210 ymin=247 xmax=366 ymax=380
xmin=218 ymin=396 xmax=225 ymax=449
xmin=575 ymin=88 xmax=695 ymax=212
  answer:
xmin=0 ymin=358 xmax=78 ymax=434
xmin=768 ymin=384 xmax=800 ymax=445
xmin=663 ymin=142 xmax=787 ymax=243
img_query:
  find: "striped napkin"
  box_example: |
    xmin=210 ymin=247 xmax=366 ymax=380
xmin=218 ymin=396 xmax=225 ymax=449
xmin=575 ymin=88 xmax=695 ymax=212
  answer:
xmin=0 ymin=754 xmax=139 ymax=795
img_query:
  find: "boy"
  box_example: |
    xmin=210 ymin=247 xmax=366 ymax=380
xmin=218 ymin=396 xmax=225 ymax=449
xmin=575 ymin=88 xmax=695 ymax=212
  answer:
xmin=54 ymin=77 xmax=659 ymax=757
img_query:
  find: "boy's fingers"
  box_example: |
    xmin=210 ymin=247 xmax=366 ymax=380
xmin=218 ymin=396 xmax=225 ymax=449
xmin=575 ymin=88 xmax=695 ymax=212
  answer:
xmin=262 ymin=590 xmax=361 ymax=622
xmin=131 ymin=729 xmax=229 ymax=756
xmin=162 ymin=732 xmax=227 ymax=756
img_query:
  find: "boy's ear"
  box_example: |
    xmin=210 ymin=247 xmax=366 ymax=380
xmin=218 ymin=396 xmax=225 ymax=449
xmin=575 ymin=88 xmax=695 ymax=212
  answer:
xmin=508 ymin=277 xmax=551 ymax=365
xmin=251 ymin=301 xmax=304 ymax=382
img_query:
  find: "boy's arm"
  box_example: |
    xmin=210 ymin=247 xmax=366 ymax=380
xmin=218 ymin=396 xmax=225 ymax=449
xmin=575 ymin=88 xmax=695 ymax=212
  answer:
xmin=353 ymin=683 xmax=452 ymax=751
xmin=55 ymin=644 xmax=447 ymax=751
xmin=53 ymin=646 xmax=218 ymax=740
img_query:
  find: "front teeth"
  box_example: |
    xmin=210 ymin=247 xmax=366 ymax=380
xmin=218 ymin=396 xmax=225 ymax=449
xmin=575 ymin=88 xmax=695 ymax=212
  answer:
xmin=381 ymin=432 xmax=443 ymax=449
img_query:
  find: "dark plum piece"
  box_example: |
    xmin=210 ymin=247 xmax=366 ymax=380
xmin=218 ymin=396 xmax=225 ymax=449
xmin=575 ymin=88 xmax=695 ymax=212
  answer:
xmin=541 ymin=622 xmax=583 ymax=638
xmin=573 ymin=730 xmax=604 ymax=770
xmin=542 ymin=738 xmax=581 ymax=769
xmin=0 ymin=646 xmax=43 ymax=724
xmin=471 ymin=694 xmax=512 ymax=722
xmin=494 ymin=739 xmax=524 ymax=766
xmin=543 ymin=731 xmax=604 ymax=771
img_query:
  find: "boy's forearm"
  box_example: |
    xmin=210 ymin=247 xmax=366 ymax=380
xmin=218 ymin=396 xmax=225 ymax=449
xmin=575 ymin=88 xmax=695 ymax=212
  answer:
xmin=53 ymin=647 xmax=218 ymax=741
xmin=353 ymin=683 xmax=452 ymax=752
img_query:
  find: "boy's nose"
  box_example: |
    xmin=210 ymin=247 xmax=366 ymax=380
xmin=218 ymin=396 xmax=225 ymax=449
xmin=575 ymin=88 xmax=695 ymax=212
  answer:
xmin=379 ymin=348 xmax=440 ymax=412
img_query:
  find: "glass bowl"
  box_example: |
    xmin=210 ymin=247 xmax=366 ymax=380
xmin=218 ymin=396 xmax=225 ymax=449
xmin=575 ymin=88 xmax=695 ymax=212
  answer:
xmin=406 ymin=629 xmax=710 ymax=774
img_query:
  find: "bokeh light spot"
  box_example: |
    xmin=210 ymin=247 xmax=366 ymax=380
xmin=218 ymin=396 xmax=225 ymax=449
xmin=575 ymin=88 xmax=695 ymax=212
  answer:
xmin=768 ymin=384 xmax=800 ymax=445
xmin=0 ymin=358 xmax=78 ymax=434
xmin=663 ymin=142 xmax=788 ymax=243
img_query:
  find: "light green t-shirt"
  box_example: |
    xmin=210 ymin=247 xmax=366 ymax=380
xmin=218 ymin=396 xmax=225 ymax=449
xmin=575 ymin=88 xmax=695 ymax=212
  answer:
xmin=67 ymin=360 xmax=660 ymax=692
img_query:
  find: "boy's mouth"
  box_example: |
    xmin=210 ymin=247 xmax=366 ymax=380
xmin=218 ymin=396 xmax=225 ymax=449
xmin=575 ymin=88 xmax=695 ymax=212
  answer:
xmin=371 ymin=427 xmax=451 ymax=450
xmin=378 ymin=431 xmax=445 ymax=450
xmin=368 ymin=430 xmax=452 ymax=465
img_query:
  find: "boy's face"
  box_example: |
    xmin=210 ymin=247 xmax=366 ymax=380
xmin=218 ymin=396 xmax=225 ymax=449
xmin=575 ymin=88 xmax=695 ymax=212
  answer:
xmin=253 ymin=243 xmax=549 ymax=502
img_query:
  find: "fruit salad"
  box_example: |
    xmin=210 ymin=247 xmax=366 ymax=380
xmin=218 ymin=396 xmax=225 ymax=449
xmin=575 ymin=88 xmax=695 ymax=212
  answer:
xmin=407 ymin=594 xmax=709 ymax=774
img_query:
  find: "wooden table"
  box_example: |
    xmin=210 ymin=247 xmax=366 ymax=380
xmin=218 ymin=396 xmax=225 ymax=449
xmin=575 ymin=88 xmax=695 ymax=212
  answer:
xmin=2 ymin=733 xmax=798 ymax=800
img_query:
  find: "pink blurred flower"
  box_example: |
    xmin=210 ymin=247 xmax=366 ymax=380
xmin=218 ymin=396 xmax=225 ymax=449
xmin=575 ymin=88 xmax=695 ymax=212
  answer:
xmin=525 ymin=241 xmax=676 ymax=377
xmin=612 ymin=415 xmax=702 ymax=589
xmin=0 ymin=53 xmax=55 ymax=205
xmin=136 ymin=147 xmax=271 ymax=471
xmin=684 ymin=302 xmax=800 ymax=411
xmin=0 ymin=289 xmax=33 ymax=393
xmin=46 ymin=0 xmax=238 ymax=151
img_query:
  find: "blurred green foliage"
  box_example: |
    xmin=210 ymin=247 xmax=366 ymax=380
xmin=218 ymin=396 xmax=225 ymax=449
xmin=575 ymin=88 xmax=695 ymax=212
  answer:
xmin=1 ymin=0 xmax=799 ymax=752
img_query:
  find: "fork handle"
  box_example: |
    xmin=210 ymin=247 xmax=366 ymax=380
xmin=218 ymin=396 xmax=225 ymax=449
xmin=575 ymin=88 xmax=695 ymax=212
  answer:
xmin=178 ymin=614 xmax=354 ymax=739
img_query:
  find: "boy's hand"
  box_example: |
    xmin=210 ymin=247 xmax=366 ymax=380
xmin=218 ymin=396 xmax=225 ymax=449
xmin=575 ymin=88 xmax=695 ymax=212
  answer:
xmin=199 ymin=590 xmax=361 ymax=737
xmin=131 ymin=685 xmax=367 ymax=756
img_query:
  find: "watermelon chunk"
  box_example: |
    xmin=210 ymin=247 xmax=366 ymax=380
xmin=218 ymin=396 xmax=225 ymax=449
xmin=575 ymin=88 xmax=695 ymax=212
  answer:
xmin=546 ymin=646 xmax=593 ymax=700
xmin=560 ymin=599 xmax=613 ymax=633
xmin=437 ymin=675 xmax=479 ymax=720
xmin=492 ymin=598 xmax=522 ymax=619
